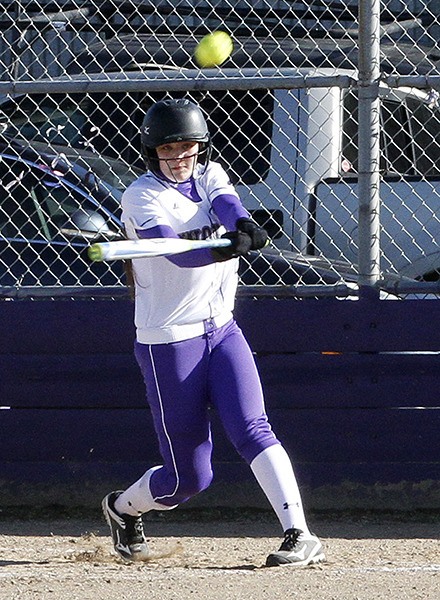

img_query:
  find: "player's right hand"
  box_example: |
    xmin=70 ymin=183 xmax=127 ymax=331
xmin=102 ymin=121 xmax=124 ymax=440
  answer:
xmin=236 ymin=218 xmax=268 ymax=250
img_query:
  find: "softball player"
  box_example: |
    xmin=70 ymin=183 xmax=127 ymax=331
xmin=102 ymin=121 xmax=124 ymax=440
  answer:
xmin=102 ymin=98 xmax=324 ymax=567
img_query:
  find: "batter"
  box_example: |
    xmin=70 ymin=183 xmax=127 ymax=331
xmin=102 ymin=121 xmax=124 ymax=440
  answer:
xmin=102 ymin=98 xmax=324 ymax=568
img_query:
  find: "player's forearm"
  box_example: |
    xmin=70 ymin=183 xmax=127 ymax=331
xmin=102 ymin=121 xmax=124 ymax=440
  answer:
xmin=212 ymin=194 xmax=249 ymax=231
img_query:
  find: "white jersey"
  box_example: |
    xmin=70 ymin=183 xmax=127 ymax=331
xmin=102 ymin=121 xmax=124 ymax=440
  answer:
xmin=122 ymin=161 xmax=241 ymax=344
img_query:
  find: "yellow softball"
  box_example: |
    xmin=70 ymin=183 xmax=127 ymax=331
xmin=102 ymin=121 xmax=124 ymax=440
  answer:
xmin=194 ymin=31 xmax=233 ymax=68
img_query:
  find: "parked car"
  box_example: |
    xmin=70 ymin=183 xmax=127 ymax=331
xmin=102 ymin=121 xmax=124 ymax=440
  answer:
xmin=0 ymin=133 xmax=368 ymax=295
xmin=0 ymin=134 xmax=128 ymax=288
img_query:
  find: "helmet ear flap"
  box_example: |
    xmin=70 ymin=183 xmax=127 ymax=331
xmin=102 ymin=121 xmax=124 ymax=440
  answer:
xmin=196 ymin=138 xmax=212 ymax=167
xmin=142 ymin=145 xmax=160 ymax=174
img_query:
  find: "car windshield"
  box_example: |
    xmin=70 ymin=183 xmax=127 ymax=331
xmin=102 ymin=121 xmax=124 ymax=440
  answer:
xmin=0 ymin=93 xmax=144 ymax=191
xmin=1 ymin=93 xmax=90 ymax=146
xmin=27 ymin=140 xmax=143 ymax=192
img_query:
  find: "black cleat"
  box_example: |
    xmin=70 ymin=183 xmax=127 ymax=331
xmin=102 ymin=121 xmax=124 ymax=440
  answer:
xmin=266 ymin=528 xmax=325 ymax=567
xmin=102 ymin=491 xmax=150 ymax=562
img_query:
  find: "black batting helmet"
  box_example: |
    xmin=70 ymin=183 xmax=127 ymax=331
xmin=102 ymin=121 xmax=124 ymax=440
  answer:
xmin=141 ymin=98 xmax=212 ymax=176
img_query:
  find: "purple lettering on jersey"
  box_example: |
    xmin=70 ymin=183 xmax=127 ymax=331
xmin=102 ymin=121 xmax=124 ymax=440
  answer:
xmin=136 ymin=224 xmax=218 ymax=267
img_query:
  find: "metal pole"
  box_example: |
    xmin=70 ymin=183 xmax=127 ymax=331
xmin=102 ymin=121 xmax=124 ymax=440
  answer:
xmin=357 ymin=0 xmax=381 ymax=289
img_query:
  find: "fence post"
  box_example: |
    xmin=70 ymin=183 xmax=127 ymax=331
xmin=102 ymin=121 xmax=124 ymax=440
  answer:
xmin=357 ymin=0 xmax=382 ymax=291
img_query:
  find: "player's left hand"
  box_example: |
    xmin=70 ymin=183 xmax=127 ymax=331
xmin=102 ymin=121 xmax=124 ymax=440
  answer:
xmin=211 ymin=230 xmax=252 ymax=261
xmin=236 ymin=218 xmax=268 ymax=250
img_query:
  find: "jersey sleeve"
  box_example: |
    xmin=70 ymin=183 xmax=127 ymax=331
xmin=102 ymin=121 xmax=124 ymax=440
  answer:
xmin=121 ymin=176 xmax=172 ymax=239
xmin=201 ymin=161 xmax=239 ymax=201
xmin=200 ymin=162 xmax=249 ymax=230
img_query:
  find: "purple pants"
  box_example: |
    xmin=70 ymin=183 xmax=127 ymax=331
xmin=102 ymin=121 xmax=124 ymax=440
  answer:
xmin=134 ymin=319 xmax=279 ymax=506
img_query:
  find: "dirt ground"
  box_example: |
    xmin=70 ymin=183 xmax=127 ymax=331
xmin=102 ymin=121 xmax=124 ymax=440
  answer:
xmin=0 ymin=509 xmax=439 ymax=600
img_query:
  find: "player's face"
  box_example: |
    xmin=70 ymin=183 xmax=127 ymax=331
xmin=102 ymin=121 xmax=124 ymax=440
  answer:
xmin=156 ymin=141 xmax=200 ymax=182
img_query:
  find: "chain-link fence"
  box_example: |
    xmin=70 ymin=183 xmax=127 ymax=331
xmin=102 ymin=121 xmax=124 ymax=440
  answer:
xmin=1 ymin=1 xmax=440 ymax=295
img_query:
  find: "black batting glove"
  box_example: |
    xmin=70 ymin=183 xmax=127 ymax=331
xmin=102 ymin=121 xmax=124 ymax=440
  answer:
xmin=236 ymin=218 xmax=268 ymax=250
xmin=211 ymin=231 xmax=252 ymax=262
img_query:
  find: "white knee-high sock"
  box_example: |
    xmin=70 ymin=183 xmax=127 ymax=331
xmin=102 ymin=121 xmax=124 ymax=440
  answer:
xmin=114 ymin=466 xmax=177 ymax=516
xmin=250 ymin=444 xmax=310 ymax=534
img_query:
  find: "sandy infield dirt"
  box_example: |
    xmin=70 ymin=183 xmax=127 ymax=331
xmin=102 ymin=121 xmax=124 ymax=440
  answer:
xmin=0 ymin=510 xmax=439 ymax=600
